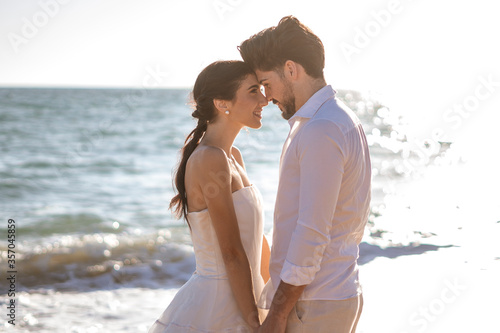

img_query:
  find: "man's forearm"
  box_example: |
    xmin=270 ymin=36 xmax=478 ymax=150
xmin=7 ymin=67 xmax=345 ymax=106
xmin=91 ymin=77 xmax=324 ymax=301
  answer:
xmin=268 ymin=280 xmax=306 ymax=319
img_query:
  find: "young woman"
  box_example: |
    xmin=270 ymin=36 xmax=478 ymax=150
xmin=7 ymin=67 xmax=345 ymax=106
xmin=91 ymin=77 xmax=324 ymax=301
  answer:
xmin=149 ymin=60 xmax=271 ymax=332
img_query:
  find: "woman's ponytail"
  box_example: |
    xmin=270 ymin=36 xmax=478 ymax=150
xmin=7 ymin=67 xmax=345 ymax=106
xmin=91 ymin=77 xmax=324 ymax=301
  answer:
xmin=169 ymin=116 xmax=207 ymax=219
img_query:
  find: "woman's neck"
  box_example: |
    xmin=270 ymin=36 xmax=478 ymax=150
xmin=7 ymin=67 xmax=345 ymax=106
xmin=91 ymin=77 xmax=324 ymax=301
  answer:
xmin=201 ymin=120 xmax=242 ymax=157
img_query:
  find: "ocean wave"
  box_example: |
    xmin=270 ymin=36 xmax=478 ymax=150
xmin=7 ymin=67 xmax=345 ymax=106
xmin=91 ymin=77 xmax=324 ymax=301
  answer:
xmin=0 ymin=229 xmax=195 ymax=292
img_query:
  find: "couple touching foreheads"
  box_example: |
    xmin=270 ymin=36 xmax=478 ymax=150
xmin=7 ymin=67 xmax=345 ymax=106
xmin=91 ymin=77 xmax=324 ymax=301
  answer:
xmin=149 ymin=16 xmax=371 ymax=333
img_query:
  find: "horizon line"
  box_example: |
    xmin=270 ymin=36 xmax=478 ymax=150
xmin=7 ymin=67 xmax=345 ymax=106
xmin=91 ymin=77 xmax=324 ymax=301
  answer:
xmin=0 ymin=84 xmax=193 ymax=90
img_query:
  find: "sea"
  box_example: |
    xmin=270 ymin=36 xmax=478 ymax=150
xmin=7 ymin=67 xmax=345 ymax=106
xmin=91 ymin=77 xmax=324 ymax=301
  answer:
xmin=0 ymin=87 xmax=473 ymax=332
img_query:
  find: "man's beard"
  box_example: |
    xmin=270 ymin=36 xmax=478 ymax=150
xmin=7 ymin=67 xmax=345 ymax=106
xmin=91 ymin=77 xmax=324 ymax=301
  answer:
xmin=277 ymin=79 xmax=296 ymax=120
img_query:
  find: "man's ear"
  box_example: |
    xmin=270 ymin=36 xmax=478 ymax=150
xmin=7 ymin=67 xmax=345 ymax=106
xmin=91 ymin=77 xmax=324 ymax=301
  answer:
xmin=284 ymin=60 xmax=299 ymax=80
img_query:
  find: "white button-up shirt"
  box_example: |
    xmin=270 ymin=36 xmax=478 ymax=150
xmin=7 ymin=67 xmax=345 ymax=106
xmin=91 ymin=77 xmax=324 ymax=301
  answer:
xmin=259 ymin=85 xmax=371 ymax=307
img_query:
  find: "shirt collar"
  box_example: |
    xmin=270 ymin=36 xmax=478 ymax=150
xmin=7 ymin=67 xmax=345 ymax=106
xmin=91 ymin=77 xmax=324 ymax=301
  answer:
xmin=288 ymin=85 xmax=336 ymax=126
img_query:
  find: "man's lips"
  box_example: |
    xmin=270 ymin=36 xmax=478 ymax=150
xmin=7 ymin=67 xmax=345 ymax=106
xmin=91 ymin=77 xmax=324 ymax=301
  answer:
xmin=273 ymin=100 xmax=285 ymax=112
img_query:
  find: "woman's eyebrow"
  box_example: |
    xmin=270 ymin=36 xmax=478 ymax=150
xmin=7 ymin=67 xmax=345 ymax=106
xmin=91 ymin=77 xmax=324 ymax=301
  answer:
xmin=247 ymin=84 xmax=260 ymax=90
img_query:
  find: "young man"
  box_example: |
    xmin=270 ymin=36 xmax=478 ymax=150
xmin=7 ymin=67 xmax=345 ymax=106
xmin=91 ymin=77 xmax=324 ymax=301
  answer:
xmin=239 ymin=16 xmax=372 ymax=333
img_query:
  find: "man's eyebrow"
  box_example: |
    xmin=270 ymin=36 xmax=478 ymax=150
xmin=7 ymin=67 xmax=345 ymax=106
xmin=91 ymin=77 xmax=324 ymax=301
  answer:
xmin=259 ymin=78 xmax=268 ymax=84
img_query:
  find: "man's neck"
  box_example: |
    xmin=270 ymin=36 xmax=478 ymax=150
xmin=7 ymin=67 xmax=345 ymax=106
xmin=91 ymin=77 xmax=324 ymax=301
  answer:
xmin=294 ymin=78 xmax=327 ymax=112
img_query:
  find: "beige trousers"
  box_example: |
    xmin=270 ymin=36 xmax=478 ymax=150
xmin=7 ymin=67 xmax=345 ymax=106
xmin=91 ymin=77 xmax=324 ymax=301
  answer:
xmin=286 ymin=294 xmax=363 ymax=333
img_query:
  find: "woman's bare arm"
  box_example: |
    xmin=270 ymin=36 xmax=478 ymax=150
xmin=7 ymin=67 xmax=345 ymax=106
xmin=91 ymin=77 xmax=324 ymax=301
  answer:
xmin=198 ymin=146 xmax=260 ymax=329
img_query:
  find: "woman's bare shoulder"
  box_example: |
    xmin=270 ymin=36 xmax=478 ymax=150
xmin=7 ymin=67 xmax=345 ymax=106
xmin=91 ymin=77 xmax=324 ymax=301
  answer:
xmin=189 ymin=145 xmax=231 ymax=178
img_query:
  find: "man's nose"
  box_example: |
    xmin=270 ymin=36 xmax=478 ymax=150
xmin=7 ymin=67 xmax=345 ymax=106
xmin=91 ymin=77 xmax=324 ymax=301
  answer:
xmin=259 ymin=93 xmax=268 ymax=107
xmin=264 ymin=87 xmax=273 ymax=101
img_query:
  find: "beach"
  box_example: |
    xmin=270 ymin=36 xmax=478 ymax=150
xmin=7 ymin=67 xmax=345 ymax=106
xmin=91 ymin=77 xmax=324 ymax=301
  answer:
xmin=6 ymin=230 xmax=499 ymax=332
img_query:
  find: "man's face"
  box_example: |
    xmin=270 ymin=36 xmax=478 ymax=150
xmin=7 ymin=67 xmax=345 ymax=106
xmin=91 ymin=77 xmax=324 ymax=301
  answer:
xmin=255 ymin=69 xmax=296 ymax=120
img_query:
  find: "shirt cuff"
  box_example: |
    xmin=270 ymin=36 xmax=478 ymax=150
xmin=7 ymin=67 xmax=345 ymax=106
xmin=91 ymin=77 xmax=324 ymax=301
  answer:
xmin=279 ymin=259 xmax=318 ymax=286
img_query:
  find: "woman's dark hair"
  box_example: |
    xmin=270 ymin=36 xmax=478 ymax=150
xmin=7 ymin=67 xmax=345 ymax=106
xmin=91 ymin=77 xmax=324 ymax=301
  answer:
xmin=238 ymin=15 xmax=325 ymax=79
xmin=170 ymin=60 xmax=254 ymax=220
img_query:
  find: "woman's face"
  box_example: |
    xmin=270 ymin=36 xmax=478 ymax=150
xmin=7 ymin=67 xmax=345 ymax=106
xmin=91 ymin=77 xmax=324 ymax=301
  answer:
xmin=227 ymin=74 xmax=268 ymax=129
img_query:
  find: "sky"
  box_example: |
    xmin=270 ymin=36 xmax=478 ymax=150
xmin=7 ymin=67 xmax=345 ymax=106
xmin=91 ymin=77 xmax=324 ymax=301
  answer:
xmin=1 ymin=0 xmax=499 ymax=141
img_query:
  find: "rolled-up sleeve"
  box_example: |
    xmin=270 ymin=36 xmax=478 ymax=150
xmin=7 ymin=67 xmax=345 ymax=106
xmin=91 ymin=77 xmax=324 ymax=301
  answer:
xmin=280 ymin=120 xmax=345 ymax=286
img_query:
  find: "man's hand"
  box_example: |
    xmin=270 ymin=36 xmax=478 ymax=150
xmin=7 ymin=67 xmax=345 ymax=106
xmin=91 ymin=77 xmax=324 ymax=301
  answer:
xmin=257 ymin=314 xmax=287 ymax=333
xmin=257 ymin=281 xmax=306 ymax=333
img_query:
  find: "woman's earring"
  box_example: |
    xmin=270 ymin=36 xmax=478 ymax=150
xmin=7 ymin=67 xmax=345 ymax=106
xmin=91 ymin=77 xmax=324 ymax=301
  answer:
xmin=224 ymin=110 xmax=230 ymax=115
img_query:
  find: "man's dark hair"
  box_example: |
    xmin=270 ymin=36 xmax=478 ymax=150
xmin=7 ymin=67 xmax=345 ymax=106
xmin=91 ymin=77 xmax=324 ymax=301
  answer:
xmin=238 ymin=16 xmax=325 ymax=79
